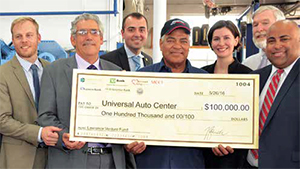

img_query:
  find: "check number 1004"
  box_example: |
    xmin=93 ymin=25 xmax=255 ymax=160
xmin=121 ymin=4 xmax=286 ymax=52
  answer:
xmin=204 ymin=103 xmax=250 ymax=112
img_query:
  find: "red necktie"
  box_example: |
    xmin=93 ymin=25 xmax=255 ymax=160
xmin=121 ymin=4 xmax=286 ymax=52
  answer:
xmin=251 ymin=69 xmax=284 ymax=159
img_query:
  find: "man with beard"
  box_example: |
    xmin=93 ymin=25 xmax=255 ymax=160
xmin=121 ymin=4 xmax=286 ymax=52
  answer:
xmin=101 ymin=12 xmax=153 ymax=71
xmin=243 ymin=6 xmax=285 ymax=70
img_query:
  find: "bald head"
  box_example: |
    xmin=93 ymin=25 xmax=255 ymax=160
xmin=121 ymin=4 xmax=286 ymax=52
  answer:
xmin=265 ymin=20 xmax=300 ymax=69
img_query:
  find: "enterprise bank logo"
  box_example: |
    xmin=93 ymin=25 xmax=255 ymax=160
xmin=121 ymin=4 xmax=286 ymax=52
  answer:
xmin=80 ymin=78 xmax=85 ymax=82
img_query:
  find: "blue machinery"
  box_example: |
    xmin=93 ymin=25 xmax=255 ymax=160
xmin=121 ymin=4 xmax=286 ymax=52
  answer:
xmin=0 ymin=0 xmax=119 ymax=64
xmin=0 ymin=40 xmax=68 ymax=65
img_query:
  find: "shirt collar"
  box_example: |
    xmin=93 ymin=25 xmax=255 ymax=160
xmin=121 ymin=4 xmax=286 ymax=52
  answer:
xmin=124 ymin=44 xmax=144 ymax=59
xmin=270 ymin=57 xmax=299 ymax=77
xmin=158 ymin=58 xmax=192 ymax=73
xmin=75 ymin=53 xmax=100 ymax=70
xmin=16 ymin=54 xmax=42 ymax=71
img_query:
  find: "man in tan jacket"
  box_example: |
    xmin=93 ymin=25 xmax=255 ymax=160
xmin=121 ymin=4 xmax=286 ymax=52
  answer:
xmin=0 ymin=17 xmax=61 ymax=169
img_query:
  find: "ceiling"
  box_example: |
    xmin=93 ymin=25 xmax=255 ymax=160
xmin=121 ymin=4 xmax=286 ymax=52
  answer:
xmin=144 ymin=0 xmax=300 ymax=19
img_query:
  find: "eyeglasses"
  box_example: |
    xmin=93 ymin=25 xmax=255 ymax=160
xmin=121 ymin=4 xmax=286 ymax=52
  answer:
xmin=76 ymin=29 xmax=101 ymax=36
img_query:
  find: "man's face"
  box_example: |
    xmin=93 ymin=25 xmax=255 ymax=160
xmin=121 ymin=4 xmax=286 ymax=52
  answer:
xmin=12 ymin=20 xmax=41 ymax=60
xmin=121 ymin=16 xmax=148 ymax=54
xmin=252 ymin=10 xmax=277 ymax=49
xmin=266 ymin=21 xmax=300 ymax=69
xmin=160 ymin=29 xmax=190 ymax=68
xmin=71 ymin=19 xmax=103 ymax=59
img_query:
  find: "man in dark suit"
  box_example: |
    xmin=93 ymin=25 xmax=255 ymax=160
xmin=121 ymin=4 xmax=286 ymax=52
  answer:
xmin=213 ymin=20 xmax=299 ymax=168
xmin=101 ymin=12 xmax=153 ymax=71
xmin=37 ymin=13 xmax=136 ymax=169
xmin=246 ymin=19 xmax=299 ymax=168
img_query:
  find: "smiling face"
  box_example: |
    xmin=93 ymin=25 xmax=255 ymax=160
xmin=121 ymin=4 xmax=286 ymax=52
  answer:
xmin=12 ymin=20 xmax=41 ymax=62
xmin=71 ymin=19 xmax=103 ymax=62
xmin=121 ymin=16 xmax=148 ymax=55
xmin=252 ymin=10 xmax=277 ymax=49
xmin=211 ymin=27 xmax=239 ymax=59
xmin=266 ymin=21 xmax=300 ymax=69
xmin=160 ymin=29 xmax=190 ymax=70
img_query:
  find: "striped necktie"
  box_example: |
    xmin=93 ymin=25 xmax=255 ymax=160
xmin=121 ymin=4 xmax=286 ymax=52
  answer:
xmin=251 ymin=69 xmax=284 ymax=159
xmin=132 ymin=55 xmax=141 ymax=71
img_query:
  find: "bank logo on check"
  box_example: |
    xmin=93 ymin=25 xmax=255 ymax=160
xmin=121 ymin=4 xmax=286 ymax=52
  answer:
xmin=80 ymin=78 xmax=85 ymax=82
xmin=110 ymin=78 xmax=116 ymax=84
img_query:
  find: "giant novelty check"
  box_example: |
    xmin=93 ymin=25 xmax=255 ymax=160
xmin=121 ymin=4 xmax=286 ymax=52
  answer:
xmin=69 ymin=70 xmax=259 ymax=149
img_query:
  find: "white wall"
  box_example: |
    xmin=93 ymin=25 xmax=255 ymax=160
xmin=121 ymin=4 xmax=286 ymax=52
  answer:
xmin=0 ymin=0 xmax=123 ymax=51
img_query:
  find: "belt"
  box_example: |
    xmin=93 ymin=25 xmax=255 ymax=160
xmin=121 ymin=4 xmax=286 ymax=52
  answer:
xmin=85 ymin=147 xmax=112 ymax=155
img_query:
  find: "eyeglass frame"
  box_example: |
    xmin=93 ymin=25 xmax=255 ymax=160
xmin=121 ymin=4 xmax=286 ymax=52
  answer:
xmin=75 ymin=29 xmax=102 ymax=36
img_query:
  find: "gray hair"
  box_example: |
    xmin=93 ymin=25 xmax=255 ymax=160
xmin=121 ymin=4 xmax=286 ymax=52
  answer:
xmin=252 ymin=5 xmax=285 ymax=21
xmin=70 ymin=13 xmax=104 ymax=37
xmin=160 ymin=31 xmax=191 ymax=43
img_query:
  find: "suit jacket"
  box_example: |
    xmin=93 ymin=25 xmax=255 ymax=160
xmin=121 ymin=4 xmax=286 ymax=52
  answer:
xmin=37 ymin=56 xmax=136 ymax=169
xmin=0 ymin=56 xmax=49 ymax=168
xmin=100 ymin=45 xmax=153 ymax=71
xmin=253 ymin=59 xmax=299 ymax=168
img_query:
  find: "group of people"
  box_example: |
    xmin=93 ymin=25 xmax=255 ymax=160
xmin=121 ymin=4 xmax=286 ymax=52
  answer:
xmin=0 ymin=4 xmax=299 ymax=169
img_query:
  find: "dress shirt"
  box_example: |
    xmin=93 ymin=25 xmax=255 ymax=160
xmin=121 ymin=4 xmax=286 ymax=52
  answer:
xmin=124 ymin=44 xmax=145 ymax=71
xmin=247 ymin=57 xmax=299 ymax=167
xmin=75 ymin=54 xmax=100 ymax=70
xmin=243 ymin=51 xmax=271 ymax=70
xmin=16 ymin=54 xmax=43 ymax=142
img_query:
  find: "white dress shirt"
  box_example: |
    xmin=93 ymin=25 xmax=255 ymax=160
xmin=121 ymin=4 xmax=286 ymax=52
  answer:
xmin=243 ymin=51 xmax=271 ymax=70
xmin=124 ymin=44 xmax=145 ymax=71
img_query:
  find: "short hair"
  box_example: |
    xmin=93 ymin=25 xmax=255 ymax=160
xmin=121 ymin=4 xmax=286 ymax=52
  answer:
xmin=11 ymin=17 xmax=39 ymax=35
xmin=122 ymin=12 xmax=148 ymax=31
xmin=207 ymin=20 xmax=242 ymax=51
xmin=71 ymin=13 xmax=104 ymax=37
xmin=252 ymin=5 xmax=285 ymax=21
xmin=160 ymin=29 xmax=191 ymax=43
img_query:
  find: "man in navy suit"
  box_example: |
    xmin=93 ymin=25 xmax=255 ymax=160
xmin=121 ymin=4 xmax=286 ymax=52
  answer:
xmin=248 ymin=19 xmax=299 ymax=168
xmin=212 ymin=20 xmax=299 ymax=168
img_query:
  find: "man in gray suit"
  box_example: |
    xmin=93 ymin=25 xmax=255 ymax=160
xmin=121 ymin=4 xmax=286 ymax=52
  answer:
xmin=38 ymin=13 xmax=135 ymax=169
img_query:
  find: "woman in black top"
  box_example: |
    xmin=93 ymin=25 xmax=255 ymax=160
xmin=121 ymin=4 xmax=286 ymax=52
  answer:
xmin=202 ymin=20 xmax=252 ymax=74
xmin=201 ymin=20 xmax=252 ymax=168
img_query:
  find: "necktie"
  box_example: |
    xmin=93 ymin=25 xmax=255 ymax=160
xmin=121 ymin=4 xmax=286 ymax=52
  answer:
xmin=31 ymin=64 xmax=40 ymax=111
xmin=87 ymin=65 xmax=98 ymax=70
xmin=257 ymin=54 xmax=268 ymax=69
xmin=251 ymin=69 xmax=284 ymax=159
xmin=86 ymin=64 xmax=109 ymax=148
xmin=132 ymin=55 xmax=141 ymax=71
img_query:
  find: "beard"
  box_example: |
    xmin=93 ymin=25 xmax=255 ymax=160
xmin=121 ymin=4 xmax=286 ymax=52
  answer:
xmin=253 ymin=37 xmax=266 ymax=49
xmin=253 ymin=31 xmax=267 ymax=49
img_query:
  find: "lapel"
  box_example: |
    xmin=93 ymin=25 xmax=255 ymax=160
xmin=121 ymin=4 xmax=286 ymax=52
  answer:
xmin=118 ymin=46 xmax=130 ymax=71
xmin=64 ymin=57 xmax=78 ymax=88
xmin=262 ymin=60 xmax=299 ymax=131
xmin=11 ymin=56 xmax=35 ymax=107
xmin=142 ymin=52 xmax=151 ymax=66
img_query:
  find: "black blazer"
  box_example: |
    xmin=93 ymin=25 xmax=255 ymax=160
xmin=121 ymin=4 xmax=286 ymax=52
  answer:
xmin=100 ymin=45 xmax=153 ymax=71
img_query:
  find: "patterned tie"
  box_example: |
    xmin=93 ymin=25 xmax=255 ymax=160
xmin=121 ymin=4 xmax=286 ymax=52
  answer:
xmin=251 ymin=69 xmax=284 ymax=159
xmin=87 ymin=65 xmax=98 ymax=70
xmin=31 ymin=64 xmax=40 ymax=111
xmin=257 ymin=54 xmax=268 ymax=69
xmin=132 ymin=55 xmax=141 ymax=71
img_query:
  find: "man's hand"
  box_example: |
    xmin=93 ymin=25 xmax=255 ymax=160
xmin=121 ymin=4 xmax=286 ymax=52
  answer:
xmin=62 ymin=133 xmax=86 ymax=150
xmin=124 ymin=141 xmax=146 ymax=155
xmin=212 ymin=144 xmax=234 ymax=156
xmin=41 ymin=126 xmax=62 ymax=146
